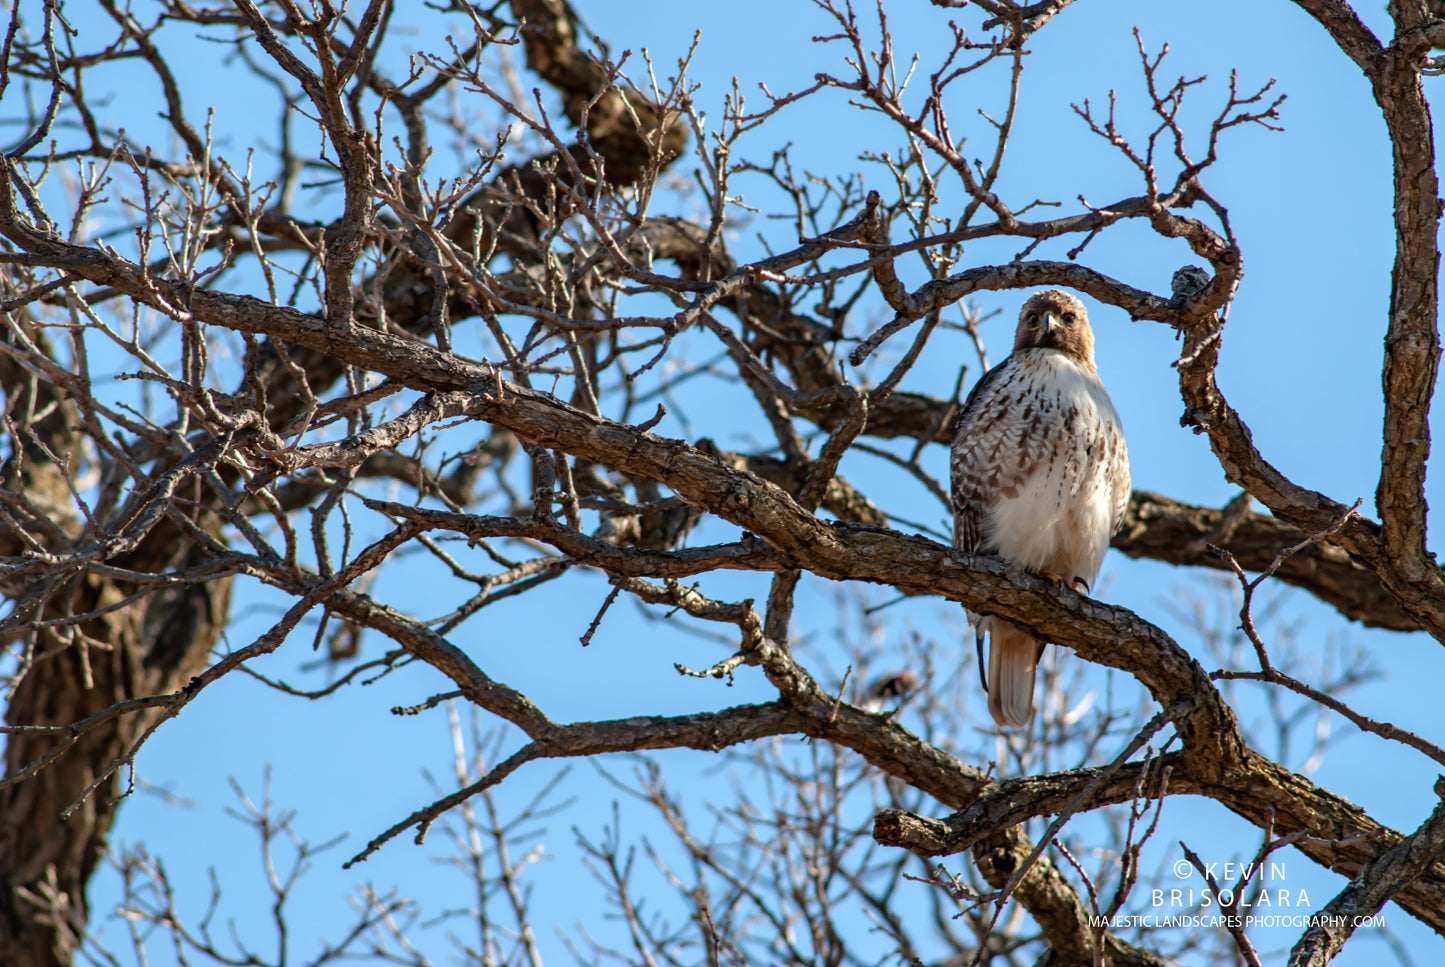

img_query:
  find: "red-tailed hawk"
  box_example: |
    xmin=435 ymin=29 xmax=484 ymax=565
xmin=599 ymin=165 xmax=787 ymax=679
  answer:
xmin=950 ymin=290 xmax=1131 ymax=728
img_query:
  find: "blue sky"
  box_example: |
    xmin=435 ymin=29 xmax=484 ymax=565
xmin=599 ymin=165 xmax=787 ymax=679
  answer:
xmin=47 ymin=1 xmax=1445 ymax=964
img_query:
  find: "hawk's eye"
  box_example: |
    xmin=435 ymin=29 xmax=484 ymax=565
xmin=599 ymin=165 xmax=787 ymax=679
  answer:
xmin=1026 ymin=313 xmax=1039 ymax=326
xmin=1062 ymin=311 xmax=1076 ymax=325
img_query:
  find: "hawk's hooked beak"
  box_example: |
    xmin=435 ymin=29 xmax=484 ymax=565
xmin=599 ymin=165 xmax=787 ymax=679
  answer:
xmin=1041 ymin=311 xmax=1061 ymax=334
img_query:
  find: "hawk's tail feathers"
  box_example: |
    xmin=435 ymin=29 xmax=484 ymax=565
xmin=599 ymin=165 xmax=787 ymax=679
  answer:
xmin=987 ymin=621 xmax=1040 ymax=729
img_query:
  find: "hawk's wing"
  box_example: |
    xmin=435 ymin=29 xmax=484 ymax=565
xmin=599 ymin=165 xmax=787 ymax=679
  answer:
xmin=950 ymin=356 xmax=1045 ymax=555
xmin=1106 ymin=417 xmax=1131 ymax=536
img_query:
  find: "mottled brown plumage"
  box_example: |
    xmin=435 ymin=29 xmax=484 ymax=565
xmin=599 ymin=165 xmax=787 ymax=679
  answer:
xmin=951 ymin=290 xmax=1130 ymax=728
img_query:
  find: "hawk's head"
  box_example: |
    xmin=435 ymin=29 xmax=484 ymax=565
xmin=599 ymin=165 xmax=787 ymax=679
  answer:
xmin=1013 ymin=289 xmax=1095 ymax=368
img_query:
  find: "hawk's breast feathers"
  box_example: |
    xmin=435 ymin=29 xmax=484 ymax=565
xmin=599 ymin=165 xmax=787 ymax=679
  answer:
xmin=951 ymin=348 xmax=1129 ymax=582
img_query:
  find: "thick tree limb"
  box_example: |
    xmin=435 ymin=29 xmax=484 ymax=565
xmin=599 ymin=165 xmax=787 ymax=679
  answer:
xmin=1287 ymin=1 xmax=1441 ymax=587
xmin=1287 ymin=777 xmax=1445 ymax=966
xmin=874 ymin=747 xmax=1445 ymax=935
xmin=1114 ymin=491 xmax=1419 ymax=632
